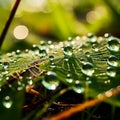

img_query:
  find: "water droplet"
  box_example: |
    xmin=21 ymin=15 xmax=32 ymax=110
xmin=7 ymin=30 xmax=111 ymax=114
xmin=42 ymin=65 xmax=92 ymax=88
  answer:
xmin=72 ymin=80 xmax=84 ymax=93
xmin=50 ymin=62 xmax=56 ymax=68
xmin=0 ymin=62 xmax=3 ymax=66
xmin=104 ymin=80 xmax=111 ymax=84
xmin=27 ymin=79 xmax=33 ymax=85
xmin=87 ymin=33 xmax=97 ymax=43
xmin=2 ymin=71 xmax=9 ymax=75
xmin=86 ymin=77 xmax=92 ymax=84
xmin=66 ymin=74 xmax=73 ymax=83
xmin=85 ymin=52 xmax=93 ymax=63
xmin=27 ymin=77 xmax=33 ymax=85
xmin=81 ymin=62 xmax=94 ymax=76
xmin=17 ymin=81 xmax=25 ymax=91
xmin=92 ymin=43 xmax=99 ymax=52
xmin=40 ymin=41 xmax=47 ymax=49
xmin=49 ymin=55 xmax=54 ymax=62
xmin=16 ymin=49 xmax=21 ymax=55
xmin=107 ymin=55 xmax=120 ymax=67
xmin=32 ymin=44 xmax=39 ymax=55
xmin=25 ymin=49 xmax=29 ymax=53
xmin=80 ymin=58 xmax=86 ymax=64
xmin=42 ymin=71 xmax=59 ymax=90
xmin=63 ymin=46 xmax=73 ymax=56
xmin=49 ymin=56 xmax=56 ymax=68
xmin=39 ymin=49 xmax=47 ymax=58
xmin=107 ymin=39 xmax=120 ymax=52
xmin=3 ymin=62 xmax=9 ymax=69
xmin=2 ymin=96 xmax=13 ymax=109
xmin=106 ymin=67 xmax=116 ymax=77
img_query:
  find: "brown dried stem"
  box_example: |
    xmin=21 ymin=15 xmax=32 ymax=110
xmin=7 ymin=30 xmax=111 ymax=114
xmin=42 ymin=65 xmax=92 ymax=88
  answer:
xmin=49 ymin=86 xmax=120 ymax=120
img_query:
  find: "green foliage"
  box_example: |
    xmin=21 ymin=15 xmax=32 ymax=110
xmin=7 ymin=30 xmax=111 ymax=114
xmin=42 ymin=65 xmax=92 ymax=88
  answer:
xmin=0 ymin=33 xmax=120 ymax=119
xmin=1 ymin=0 xmax=120 ymax=120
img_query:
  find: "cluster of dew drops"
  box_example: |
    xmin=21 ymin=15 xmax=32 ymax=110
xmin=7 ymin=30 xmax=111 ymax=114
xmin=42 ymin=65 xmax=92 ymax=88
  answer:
xmin=0 ymin=33 xmax=120 ymax=109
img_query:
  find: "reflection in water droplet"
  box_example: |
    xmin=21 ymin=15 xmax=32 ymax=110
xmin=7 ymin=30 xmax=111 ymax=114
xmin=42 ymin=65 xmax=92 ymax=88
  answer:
xmin=107 ymin=55 xmax=119 ymax=67
xmin=2 ymin=96 xmax=13 ymax=109
xmin=72 ymin=80 xmax=84 ymax=94
xmin=87 ymin=33 xmax=97 ymax=43
xmin=107 ymin=39 xmax=119 ymax=52
xmin=106 ymin=67 xmax=116 ymax=77
xmin=42 ymin=71 xmax=59 ymax=90
xmin=63 ymin=46 xmax=73 ymax=56
xmin=81 ymin=62 xmax=94 ymax=76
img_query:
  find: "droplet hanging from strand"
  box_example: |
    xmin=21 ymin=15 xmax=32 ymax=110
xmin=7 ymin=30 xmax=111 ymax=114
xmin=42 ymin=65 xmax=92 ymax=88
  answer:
xmin=42 ymin=71 xmax=59 ymax=90
xmin=2 ymin=96 xmax=13 ymax=109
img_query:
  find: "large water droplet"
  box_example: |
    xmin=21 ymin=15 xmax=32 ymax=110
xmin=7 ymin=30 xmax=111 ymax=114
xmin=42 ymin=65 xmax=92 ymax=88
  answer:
xmin=107 ymin=55 xmax=120 ymax=67
xmin=63 ymin=46 xmax=73 ymax=56
xmin=107 ymin=39 xmax=120 ymax=52
xmin=42 ymin=71 xmax=59 ymax=90
xmin=87 ymin=33 xmax=97 ymax=43
xmin=106 ymin=67 xmax=116 ymax=77
xmin=2 ymin=96 xmax=13 ymax=109
xmin=72 ymin=80 xmax=84 ymax=93
xmin=81 ymin=62 xmax=94 ymax=76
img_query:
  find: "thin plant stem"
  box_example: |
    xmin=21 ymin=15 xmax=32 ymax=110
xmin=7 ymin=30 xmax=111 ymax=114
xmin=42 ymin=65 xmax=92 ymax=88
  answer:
xmin=0 ymin=0 xmax=21 ymax=48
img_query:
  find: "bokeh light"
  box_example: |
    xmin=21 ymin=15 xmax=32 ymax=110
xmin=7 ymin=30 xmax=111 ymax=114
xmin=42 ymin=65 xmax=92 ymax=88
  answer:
xmin=13 ymin=25 xmax=29 ymax=40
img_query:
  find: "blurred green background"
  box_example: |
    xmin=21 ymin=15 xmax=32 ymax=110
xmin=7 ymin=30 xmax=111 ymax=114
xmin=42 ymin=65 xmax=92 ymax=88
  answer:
xmin=0 ymin=0 xmax=120 ymax=52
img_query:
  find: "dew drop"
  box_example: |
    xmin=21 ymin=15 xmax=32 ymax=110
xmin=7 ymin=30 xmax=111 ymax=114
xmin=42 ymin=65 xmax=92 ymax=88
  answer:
xmin=39 ymin=41 xmax=47 ymax=49
xmin=80 ymin=58 xmax=86 ymax=64
xmin=49 ymin=55 xmax=54 ymax=62
xmin=2 ymin=71 xmax=9 ymax=75
xmin=63 ymin=46 xmax=73 ymax=56
xmin=66 ymin=74 xmax=73 ymax=83
xmin=81 ymin=62 xmax=94 ymax=76
xmin=107 ymin=39 xmax=120 ymax=52
xmin=72 ymin=80 xmax=84 ymax=94
xmin=39 ymin=49 xmax=47 ymax=58
xmin=107 ymin=55 xmax=119 ymax=67
xmin=3 ymin=62 xmax=9 ymax=69
xmin=106 ymin=67 xmax=116 ymax=77
xmin=16 ymin=49 xmax=21 ymax=55
xmin=32 ymin=44 xmax=39 ymax=55
xmin=26 ymin=77 xmax=33 ymax=85
xmin=50 ymin=62 xmax=56 ymax=68
xmin=2 ymin=96 xmax=13 ymax=109
xmin=42 ymin=71 xmax=59 ymax=90
xmin=104 ymin=33 xmax=112 ymax=38
xmin=0 ymin=62 xmax=3 ymax=66
xmin=25 ymin=49 xmax=29 ymax=53
xmin=17 ymin=81 xmax=25 ymax=91
xmin=92 ymin=43 xmax=99 ymax=52
xmin=87 ymin=33 xmax=97 ymax=43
